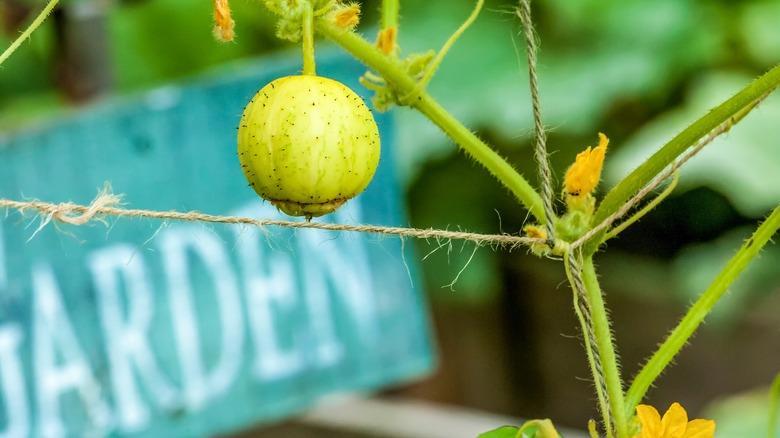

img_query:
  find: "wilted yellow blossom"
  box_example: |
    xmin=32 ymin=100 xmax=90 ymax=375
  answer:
xmin=565 ymin=133 xmax=609 ymax=198
xmin=213 ymin=0 xmax=235 ymax=42
xmin=634 ymin=403 xmax=715 ymax=438
xmin=523 ymin=225 xmax=547 ymax=241
xmin=523 ymin=225 xmax=552 ymax=256
xmin=377 ymin=26 xmax=397 ymax=55
xmin=333 ymin=4 xmax=361 ymax=30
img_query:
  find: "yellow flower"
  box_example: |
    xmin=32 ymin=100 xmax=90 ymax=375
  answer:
xmin=564 ymin=133 xmax=609 ymax=198
xmin=634 ymin=402 xmax=715 ymax=438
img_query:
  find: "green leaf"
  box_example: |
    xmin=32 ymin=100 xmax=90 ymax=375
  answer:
xmin=477 ymin=426 xmax=520 ymax=438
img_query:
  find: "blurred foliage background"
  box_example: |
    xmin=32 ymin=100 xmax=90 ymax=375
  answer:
xmin=2 ymin=0 xmax=780 ymax=434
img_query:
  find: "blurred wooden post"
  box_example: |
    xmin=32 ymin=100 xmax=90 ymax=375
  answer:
xmin=1 ymin=0 xmax=33 ymax=34
xmin=53 ymin=0 xmax=113 ymax=102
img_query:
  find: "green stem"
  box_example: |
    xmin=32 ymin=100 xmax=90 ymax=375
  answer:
xmin=588 ymin=421 xmax=600 ymax=438
xmin=381 ymin=0 xmax=399 ymax=30
xmin=317 ymin=24 xmax=546 ymax=224
xmin=0 ymin=0 xmax=59 ymax=67
xmin=587 ymin=63 xmax=780 ymax=255
xmin=302 ymin=1 xmax=316 ymax=75
xmin=602 ymin=171 xmax=679 ymax=243
xmin=625 ymin=204 xmax=780 ymax=417
xmin=415 ymin=92 xmax=544 ymax=223
xmin=565 ymin=250 xmax=613 ymax=438
xmin=769 ymin=372 xmax=780 ymax=438
xmin=416 ymin=0 xmax=483 ymax=90
xmin=582 ymin=255 xmax=628 ymax=438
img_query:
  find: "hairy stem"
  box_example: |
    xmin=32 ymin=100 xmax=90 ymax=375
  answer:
xmin=602 ymin=171 xmax=679 ymax=243
xmin=381 ymin=0 xmax=399 ymax=30
xmin=587 ymin=63 xmax=780 ymax=255
xmin=0 ymin=0 xmax=60 ymax=66
xmin=582 ymin=255 xmax=628 ymax=437
xmin=566 ymin=249 xmax=613 ymax=438
xmin=625 ymin=204 xmax=780 ymax=416
xmin=317 ymin=24 xmax=546 ymax=223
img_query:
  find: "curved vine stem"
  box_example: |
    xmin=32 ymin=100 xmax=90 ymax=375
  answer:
xmin=586 ymin=64 xmax=780 ymax=255
xmin=317 ymin=23 xmax=547 ymax=224
xmin=602 ymin=171 xmax=679 ymax=243
xmin=625 ymin=204 xmax=780 ymax=417
xmin=0 ymin=0 xmax=59 ymax=67
xmin=415 ymin=0 xmax=483 ymax=91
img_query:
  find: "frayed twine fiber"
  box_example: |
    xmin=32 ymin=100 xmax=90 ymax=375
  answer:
xmin=0 ymin=185 xmax=542 ymax=249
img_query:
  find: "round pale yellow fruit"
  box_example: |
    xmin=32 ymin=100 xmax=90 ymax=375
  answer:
xmin=237 ymin=75 xmax=381 ymax=219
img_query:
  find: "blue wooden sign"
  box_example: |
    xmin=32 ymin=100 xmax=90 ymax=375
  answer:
xmin=0 ymin=52 xmax=434 ymax=438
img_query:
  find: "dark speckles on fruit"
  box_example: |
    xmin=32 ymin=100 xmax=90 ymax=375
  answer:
xmin=237 ymin=74 xmax=380 ymax=218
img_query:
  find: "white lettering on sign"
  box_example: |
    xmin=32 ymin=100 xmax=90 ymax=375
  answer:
xmin=158 ymin=226 xmax=245 ymax=410
xmin=297 ymin=211 xmax=378 ymax=367
xmin=0 ymin=226 xmax=6 ymax=291
xmin=88 ymin=245 xmax=180 ymax=433
xmin=299 ymin=203 xmax=378 ymax=348
xmin=0 ymin=325 xmax=28 ymax=438
xmin=231 ymin=204 xmax=305 ymax=381
xmin=0 ymin=199 xmax=383 ymax=437
xmin=32 ymin=263 xmax=113 ymax=438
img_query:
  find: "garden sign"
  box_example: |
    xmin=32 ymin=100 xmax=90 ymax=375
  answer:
xmin=0 ymin=53 xmax=434 ymax=438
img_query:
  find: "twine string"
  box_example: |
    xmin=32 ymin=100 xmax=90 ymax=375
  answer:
xmin=518 ymin=0 xmax=557 ymax=247
xmin=0 ymin=191 xmax=544 ymax=249
xmin=4 ymin=90 xmax=773 ymax=251
xmin=566 ymin=247 xmax=613 ymax=437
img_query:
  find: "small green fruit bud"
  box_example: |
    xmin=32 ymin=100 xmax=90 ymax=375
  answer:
xmin=238 ymin=75 xmax=381 ymax=219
